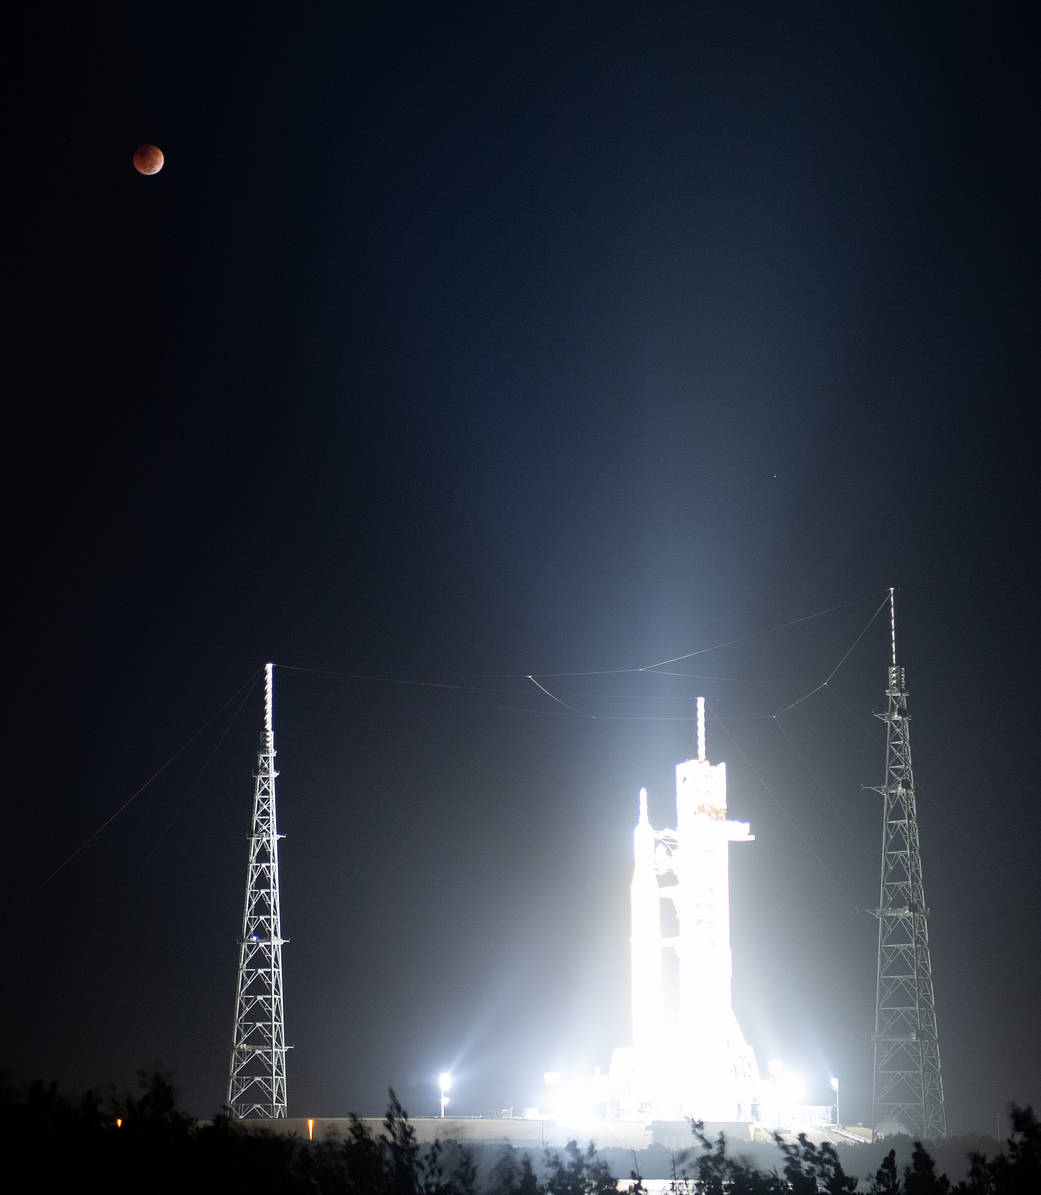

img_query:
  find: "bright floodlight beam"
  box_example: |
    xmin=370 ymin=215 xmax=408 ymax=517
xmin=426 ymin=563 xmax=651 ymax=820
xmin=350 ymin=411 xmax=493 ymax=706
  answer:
xmin=439 ymin=1072 xmax=452 ymax=1118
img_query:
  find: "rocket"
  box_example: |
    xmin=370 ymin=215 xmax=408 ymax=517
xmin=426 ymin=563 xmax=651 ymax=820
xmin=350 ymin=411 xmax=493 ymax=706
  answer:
xmin=619 ymin=697 xmax=760 ymax=1120
xmin=630 ymin=787 xmax=663 ymax=1061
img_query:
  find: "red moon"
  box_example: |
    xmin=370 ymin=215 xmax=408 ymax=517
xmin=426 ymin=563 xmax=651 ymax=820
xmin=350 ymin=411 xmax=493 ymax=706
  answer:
xmin=133 ymin=144 xmax=164 ymax=175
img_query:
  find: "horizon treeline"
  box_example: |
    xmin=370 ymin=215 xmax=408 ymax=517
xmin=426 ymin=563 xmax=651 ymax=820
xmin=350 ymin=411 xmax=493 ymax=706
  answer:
xmin=2 ymin=1068 xmax=1038 ymax=1193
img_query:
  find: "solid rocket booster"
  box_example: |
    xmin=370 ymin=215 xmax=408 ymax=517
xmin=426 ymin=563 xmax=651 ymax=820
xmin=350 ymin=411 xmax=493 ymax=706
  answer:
xmin=630 ymin=787 xmax=662 ymax=1060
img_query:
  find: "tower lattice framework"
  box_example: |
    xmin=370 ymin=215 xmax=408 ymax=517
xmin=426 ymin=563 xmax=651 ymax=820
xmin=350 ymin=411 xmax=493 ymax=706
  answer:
xmin=227 ymin=662 xmax=290 ymax=1117
xmin=870 ymin=591 xmax=945 ymax=1139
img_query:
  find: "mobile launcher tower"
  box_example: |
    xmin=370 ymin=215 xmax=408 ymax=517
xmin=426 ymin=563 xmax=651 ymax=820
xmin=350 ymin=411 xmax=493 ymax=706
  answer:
xmin=610 ymin=699 xmax=760 ymax=1121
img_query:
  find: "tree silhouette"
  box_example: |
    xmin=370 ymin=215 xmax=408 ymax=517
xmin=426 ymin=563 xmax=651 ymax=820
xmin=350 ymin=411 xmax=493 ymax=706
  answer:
xmin=543 ymin=1139 xmax=617 ymax=1195
xmin=489 ymin=1146 xmax=541 ymax=1194
xmin=776 ymin=1133 xmax=858 ymax=1195
xmin=960 ymin=1104 xmax=1041 ymax=1195
xmin=4 ymin=1068 xmax=1041 ymax=1195
xmin=872 ymin=1149 xmax=901 ymax=1194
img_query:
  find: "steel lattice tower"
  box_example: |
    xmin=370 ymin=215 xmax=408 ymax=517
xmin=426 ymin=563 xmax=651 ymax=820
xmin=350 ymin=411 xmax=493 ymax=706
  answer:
xmin=870 ymin=591 xmax=946 ymax=1139
xmin=227 ymin=662 xmax=290 ymax=1117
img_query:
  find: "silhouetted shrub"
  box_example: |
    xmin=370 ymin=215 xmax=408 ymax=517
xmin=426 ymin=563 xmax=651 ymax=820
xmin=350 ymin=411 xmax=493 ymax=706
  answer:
xmin=2 ymin=1069 xmax=1039 ymax=1195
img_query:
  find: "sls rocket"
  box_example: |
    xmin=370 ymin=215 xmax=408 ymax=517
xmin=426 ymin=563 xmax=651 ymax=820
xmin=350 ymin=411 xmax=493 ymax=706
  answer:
xmin=620 ymin=698 xmax=760 ymax=1120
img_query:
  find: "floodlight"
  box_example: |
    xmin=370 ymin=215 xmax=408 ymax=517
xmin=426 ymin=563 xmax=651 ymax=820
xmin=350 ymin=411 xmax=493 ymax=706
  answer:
xmin=438 ymin=1072 xmax=453 ymax=1118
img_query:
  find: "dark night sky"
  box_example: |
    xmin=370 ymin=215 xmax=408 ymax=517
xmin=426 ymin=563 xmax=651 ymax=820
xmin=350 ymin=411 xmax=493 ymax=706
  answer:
xmin=6 ymin=2 xmax=1039 ymax=1134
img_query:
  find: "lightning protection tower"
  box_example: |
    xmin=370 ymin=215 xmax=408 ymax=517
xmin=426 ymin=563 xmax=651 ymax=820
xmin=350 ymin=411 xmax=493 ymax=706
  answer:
xmin=870 ymin=591 xmax=945 ymax=1139
xmin=227 ymin=663 xmax=290 ymax=1117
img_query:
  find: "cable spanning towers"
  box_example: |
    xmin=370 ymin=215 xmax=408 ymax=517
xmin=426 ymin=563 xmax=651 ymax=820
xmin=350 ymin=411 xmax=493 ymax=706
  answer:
xmin=870 ymin=592 xmax=946 ymax=1139
xmin=227 ymin=663 xmax=290 ymax=1118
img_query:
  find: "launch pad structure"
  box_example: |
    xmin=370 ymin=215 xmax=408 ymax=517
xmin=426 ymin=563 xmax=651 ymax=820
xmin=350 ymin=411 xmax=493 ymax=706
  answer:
xmin=608 ymin=697 xmax=761 ymax=1122
xmin=220 ymin=593 xmax=945 ymax=1136
xmin=604 ymin=593 xmax=946 ymax=1137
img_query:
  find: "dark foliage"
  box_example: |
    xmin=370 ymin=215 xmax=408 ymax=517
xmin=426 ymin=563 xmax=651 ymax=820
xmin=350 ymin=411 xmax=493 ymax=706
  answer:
xmin=959 ymin=1105 xmax=1041 ymax=1195
xmin=488 ymin=1147 xmax=541 ymax=1195
xmin=2 ymin=1071 xmax=1039 ymax=1195
xmin=775 ymin=1133 xmax=859 ymax=1195
xmin=873 ymin=1149 xmax=901 ymax=1194
xmin=684 ymin=1111 xmax=1041 ymax=1195
xmin=685 ymin=1120 xmax=856 ymax=1193
xmin=542 ymin=1139 xmax=617 ymax=1195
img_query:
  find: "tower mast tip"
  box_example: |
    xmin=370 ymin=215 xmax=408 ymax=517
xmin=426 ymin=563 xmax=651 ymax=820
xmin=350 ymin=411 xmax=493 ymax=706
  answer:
xmin=889 ymin=589 xmax=897 ymax=670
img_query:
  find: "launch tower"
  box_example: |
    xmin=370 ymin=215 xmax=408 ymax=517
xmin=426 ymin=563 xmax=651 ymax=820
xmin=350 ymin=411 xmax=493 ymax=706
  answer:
xmin=227 ymin=663 xmax=290 ymax=1117
xmin=870 ymin=592 xmax=946 ymax=1139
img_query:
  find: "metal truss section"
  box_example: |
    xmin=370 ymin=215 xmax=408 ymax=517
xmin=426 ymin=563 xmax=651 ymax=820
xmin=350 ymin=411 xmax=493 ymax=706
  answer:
xmin=227 ymin=663 xmax=290 ymax=1118
xmin=870 ymin=594 xmax=945 ymax=1140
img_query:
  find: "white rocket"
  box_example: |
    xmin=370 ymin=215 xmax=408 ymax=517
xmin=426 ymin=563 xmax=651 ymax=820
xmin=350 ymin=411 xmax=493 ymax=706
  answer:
xmin=622 ymin=698 xmax=760 ymax=1120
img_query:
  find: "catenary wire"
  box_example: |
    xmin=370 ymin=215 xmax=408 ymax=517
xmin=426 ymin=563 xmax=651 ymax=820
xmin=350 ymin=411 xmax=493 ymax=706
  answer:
xmin=775 ymin=594 xmax=890 ymax=714
xmin=5 ymin=669 xmax=262 ymax=920
xmin=133 ymin=674 xmax=263 ymax=880
xmin=772 ymin=716 xmax=873 ymax=860
xmin=708 ymin=702 xmax=851 ymax=895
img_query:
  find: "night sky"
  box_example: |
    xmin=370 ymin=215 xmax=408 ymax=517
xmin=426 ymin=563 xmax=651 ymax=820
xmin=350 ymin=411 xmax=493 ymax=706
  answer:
xmin=7 ymin=2 xmax=1039 ymax=1135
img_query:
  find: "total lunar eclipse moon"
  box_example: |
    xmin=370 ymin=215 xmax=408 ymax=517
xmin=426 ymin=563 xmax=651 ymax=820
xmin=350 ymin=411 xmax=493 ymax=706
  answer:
xmin=132 ymin=144 xmax=164 ymax=175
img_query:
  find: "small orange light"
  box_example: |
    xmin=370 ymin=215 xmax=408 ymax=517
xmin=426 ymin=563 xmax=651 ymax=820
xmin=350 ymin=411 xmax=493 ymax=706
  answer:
xmin=307 ymin=1117 xmax=314 ymax=1141
xmin=115 ymin=1118 xmax=123 ymax=1128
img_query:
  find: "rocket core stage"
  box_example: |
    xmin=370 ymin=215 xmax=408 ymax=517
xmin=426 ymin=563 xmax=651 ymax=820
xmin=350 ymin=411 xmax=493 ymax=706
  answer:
xmin=611 ymin=698 xmax=761 ymax=1121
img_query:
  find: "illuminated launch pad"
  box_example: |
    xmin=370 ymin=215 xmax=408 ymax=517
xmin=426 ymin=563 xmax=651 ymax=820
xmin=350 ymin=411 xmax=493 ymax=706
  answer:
xmin=609 ymin=699 xmax=761 ymax=1121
